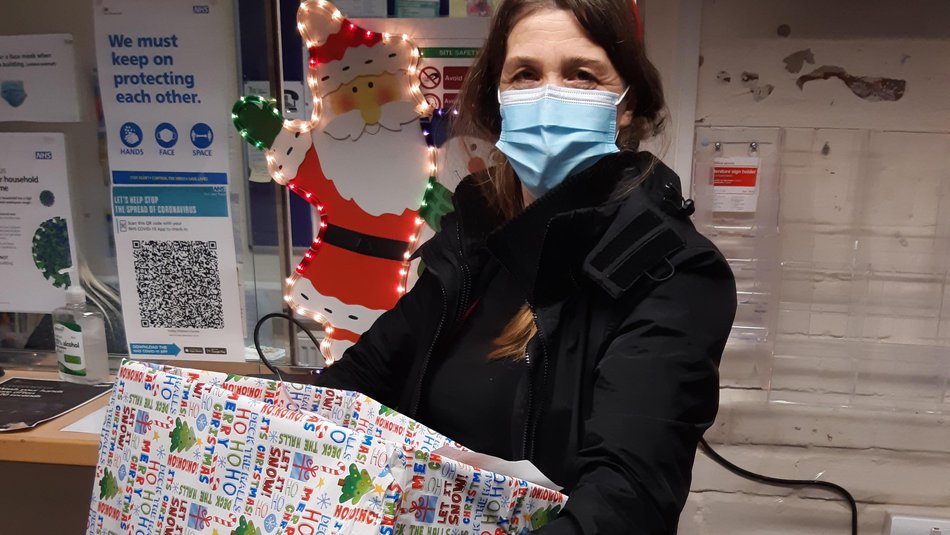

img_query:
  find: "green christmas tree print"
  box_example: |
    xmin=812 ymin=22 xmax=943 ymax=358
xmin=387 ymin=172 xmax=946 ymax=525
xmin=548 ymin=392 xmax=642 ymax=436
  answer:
xmin=338 ymin=463 xmax=373 ymax=505
xmin=169 ymin=417 xmax=197 ymax=452
xmin=230 ymin=515 xmax=262 ymax=535
xmin=378 ymin=404 xmax=396 ymax=416
xmin=98 ymin=468 xmax=119 ymax=500
xmin=530 ymin=505 xmax=561 ymax=529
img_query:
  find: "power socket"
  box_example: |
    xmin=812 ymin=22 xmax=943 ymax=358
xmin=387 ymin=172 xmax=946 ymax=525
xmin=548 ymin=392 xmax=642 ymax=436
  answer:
xmin=885 ymin=514 xmax=950 ymax=535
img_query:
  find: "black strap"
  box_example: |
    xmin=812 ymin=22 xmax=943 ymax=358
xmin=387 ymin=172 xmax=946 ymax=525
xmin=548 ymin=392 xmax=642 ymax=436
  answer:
xmin=321 ymin=224 xmax=410 ymax=261
xmin=584 ymin=201 xmax=685 ymax=299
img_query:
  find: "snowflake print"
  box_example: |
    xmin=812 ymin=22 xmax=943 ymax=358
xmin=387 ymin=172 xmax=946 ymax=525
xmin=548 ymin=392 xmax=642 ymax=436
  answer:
xmin=501 ymin=494 xmax=510 ymax=509
xmin=255 ymin=378 xmax=267 ymax=388
xmin=263 ymin=514 xmax=278 ymax=532
xmin=316 ymin=493 xmax=331 ymax=509
xmin=217 ymin=456 xmax=228 ymax=468
xmin=209 ymin=377 xmax=222 ymax=387
xmin=156 ymin=445 xmax=167 ymax=460
xmin=268 ymin=431 xmax=278 ymax=442
xmin=192 ymin=447 xmax=202 ymax=460
xmin=367 ymin=495 xmax=382 ymax=512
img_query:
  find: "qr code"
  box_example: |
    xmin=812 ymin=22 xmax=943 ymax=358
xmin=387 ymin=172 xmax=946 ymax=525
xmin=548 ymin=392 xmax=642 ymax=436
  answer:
xmin=132 ymin=240 xmax=224 ymax=329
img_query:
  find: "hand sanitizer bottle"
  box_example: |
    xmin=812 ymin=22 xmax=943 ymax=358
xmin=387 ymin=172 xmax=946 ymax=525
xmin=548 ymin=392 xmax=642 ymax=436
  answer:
xmin=53 ymin=268 xmax=109 ymax=383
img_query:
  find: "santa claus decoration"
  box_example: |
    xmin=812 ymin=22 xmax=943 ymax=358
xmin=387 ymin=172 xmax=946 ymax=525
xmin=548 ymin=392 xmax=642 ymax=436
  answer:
xmin=232 ymin=0 xmax=443 ymax=363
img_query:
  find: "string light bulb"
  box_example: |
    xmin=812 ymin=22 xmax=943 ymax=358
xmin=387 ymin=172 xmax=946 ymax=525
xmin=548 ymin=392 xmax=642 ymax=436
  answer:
xmin=269 ymin=0 xmax=439 ymax=365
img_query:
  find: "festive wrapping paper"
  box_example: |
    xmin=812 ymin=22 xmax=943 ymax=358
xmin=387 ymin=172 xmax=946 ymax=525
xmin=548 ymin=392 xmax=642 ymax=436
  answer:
xmin=152 ymin=363 xmax=466 ymax=457
xmin=87 ymin=360 xmax=566 ymax=534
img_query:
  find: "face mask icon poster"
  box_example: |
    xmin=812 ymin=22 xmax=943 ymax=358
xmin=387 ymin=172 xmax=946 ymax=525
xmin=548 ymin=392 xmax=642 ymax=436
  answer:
xmin=0 ymin=34 xmax=81 ymax=122
xmin=94 ymin=0 xmax=244 ymax=361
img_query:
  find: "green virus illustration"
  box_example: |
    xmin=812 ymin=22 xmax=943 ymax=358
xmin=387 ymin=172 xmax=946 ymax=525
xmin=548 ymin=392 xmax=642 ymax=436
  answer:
xmin=32 ymin=216 xmax=72 ymax=288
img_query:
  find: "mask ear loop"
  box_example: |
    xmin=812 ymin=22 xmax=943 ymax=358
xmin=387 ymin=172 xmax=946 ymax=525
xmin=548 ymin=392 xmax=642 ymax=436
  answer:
xmin=616 ymin=86 xmax=631 ymax=105
xmin=615 ymin=86 xmax=631 ymax=143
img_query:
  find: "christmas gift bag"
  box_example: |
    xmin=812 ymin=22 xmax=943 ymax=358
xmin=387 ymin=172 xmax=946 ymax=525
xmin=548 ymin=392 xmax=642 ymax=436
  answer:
xmin=152 ymin=363 xmax=468 ymax=455
xmin=87 ymin=360 xmax=567 ymax=534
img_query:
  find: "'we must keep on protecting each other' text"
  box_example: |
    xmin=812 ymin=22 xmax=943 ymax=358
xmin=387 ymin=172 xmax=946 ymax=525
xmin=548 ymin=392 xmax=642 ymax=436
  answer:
xmin=107 ymin=34 xmax=199 ymax=104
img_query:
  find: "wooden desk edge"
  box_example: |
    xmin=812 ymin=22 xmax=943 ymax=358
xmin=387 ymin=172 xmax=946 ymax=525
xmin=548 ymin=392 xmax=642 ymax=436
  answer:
xmin=0 ymin=370 xmax=108 ymax=467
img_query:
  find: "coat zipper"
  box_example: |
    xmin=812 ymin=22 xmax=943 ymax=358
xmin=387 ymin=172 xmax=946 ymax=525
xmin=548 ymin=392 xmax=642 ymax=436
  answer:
xmin=454 ymin=216 xmax=472 ymax=324
xmin=410 ymin=221 xmax=472 ymax=418
xmin=523 ymin=307 xmax=550 ymax=460
xmin=521 ymin=350 xmax=533 ymax=458
xmin=410 ymin=281 xmax=447 ymax=418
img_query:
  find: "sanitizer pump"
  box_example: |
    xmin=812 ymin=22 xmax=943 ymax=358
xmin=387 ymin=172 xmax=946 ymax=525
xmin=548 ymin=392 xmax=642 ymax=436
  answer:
xmin=53 ymin=267 xmax=109 ymax=383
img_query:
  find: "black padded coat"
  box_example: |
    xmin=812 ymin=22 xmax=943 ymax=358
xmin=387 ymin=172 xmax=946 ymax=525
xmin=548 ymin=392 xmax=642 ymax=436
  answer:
xmin=313 ymin=151 xmax=737 ymax=534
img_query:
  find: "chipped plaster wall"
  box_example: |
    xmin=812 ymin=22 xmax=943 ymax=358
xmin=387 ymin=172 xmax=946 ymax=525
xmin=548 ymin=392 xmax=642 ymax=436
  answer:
xmin=681 ymin=1 xmax=950 ymax=533
xmin=696 ymin=0 xmax=950 ymax=131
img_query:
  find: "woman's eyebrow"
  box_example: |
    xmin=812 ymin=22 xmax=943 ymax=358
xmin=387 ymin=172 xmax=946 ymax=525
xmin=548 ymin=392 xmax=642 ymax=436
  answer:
xmin=563 ymin=56 xmax=609 ymax=73
xmin=502 ymin=55 xmax=540 ymax=69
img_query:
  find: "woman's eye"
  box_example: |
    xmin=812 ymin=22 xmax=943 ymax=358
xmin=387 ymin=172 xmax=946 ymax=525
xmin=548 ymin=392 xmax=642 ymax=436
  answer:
xmin=508 ymin=69 xmax=540 ymax=88
xmin=573 ymin=70 xmax=597 ymax=83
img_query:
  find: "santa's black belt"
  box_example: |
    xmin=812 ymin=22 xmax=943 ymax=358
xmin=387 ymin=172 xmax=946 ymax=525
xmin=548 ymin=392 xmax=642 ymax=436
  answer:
xmin=321 ymin=223 xmax=409 ymax=261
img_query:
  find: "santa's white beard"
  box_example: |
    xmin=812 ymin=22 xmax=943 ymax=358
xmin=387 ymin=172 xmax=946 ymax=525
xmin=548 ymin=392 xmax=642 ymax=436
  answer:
xmin=323 ymin=100 xmax=419 ymax=142
xmin=314 ymin=102 xmax=430 ymax=217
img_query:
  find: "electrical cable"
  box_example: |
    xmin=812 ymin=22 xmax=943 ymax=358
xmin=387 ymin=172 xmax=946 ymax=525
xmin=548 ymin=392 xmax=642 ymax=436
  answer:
xmin=699 ymin=437 xmax=858 ymax=535
xmin=253 ymin=312 xmax=322 ymax=382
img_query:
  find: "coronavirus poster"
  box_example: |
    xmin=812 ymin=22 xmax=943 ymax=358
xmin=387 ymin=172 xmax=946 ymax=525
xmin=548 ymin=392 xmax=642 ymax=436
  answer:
xmin=0 ymin=133 xmax=78 ymax=313
xmin=94 ymin=0 xmax=244 ymax=361
xmin=0 ymin=34 xmax=81 ymax=123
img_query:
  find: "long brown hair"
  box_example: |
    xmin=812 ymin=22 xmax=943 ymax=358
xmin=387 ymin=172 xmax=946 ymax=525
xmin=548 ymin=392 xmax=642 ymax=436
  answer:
xmin=453 ymin=0 xmax=667 ymax=359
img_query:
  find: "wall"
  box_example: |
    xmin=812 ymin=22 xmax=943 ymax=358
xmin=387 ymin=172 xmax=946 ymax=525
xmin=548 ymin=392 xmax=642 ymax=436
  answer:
xmin=682 ymin=1 xmax=950 ymax=533
xmin=639 ymin=0 xmax=702 ymax=193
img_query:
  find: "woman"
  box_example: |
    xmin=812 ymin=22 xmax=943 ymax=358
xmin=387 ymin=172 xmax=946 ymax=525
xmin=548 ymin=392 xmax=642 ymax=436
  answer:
xmin=314 ymin=0 xmax=737 ymax=532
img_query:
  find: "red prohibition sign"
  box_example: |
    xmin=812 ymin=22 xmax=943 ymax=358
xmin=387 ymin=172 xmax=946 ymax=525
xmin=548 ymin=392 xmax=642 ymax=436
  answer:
xmin=419 ymin=66 xmax=441 ymax=90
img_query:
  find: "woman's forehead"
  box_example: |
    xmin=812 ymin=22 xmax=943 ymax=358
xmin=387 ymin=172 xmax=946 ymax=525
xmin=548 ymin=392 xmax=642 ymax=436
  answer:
xmin=505 ymin=8 xmax=610 ymax=65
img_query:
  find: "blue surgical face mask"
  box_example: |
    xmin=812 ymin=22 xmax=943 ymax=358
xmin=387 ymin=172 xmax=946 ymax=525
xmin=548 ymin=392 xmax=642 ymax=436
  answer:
xmin=1 ymin=80 xmax=27 ymax=108
xmin=495 ymin=84 xmax=628 ymax=199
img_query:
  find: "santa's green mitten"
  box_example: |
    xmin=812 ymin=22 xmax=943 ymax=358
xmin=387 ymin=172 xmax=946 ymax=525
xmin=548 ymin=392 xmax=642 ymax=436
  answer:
xmin=419 ymin=180 xmax=454 ymax=232
xmin=231 ymin=95 xmax=284 ymax=151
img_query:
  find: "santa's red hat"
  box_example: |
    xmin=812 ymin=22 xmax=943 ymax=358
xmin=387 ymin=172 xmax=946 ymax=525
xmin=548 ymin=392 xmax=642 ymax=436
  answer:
xmin=297 ymin=2 xmax=411 ymax=97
